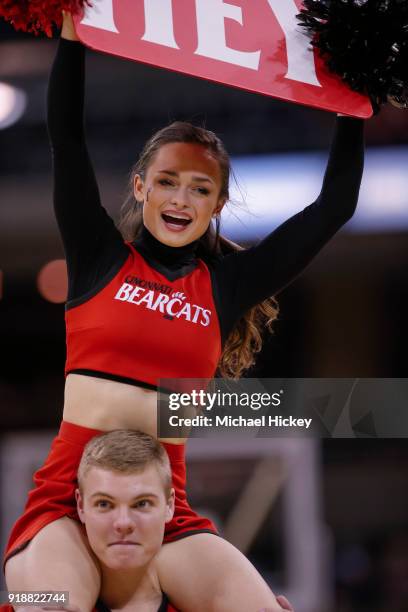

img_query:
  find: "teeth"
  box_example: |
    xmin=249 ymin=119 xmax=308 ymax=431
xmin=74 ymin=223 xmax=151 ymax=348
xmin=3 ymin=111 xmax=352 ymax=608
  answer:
xmin=164 ymin=214 xmax=190 ymax=220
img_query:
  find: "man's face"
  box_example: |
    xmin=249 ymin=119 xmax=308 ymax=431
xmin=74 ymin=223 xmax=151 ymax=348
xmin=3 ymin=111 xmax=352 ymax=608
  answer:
xmin=76 ymin=465 xmax=174 ymax=571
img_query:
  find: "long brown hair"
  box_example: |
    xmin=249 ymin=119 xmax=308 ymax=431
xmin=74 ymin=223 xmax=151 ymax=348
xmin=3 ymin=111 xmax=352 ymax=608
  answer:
xmin=119 ymin=122 xmax=278 ymax=379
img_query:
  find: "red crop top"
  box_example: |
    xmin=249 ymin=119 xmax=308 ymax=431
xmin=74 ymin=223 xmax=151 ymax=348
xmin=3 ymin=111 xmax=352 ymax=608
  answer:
xmin=65 ymin=243 xmax=222 ymax=389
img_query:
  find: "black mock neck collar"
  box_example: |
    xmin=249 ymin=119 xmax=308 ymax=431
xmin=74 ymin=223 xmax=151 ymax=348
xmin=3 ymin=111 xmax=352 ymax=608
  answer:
xmin=132 ymin=224 xmax=199 ymax=275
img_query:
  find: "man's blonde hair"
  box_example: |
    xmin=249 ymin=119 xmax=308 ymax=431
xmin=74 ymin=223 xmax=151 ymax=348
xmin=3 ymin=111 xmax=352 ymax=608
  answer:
xmin=77 ymin=430 xmax=172 ymax=497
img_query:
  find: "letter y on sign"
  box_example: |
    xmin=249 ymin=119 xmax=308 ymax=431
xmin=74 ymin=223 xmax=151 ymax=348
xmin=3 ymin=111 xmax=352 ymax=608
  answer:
xmin=75 ymin=0 xmax=372 ymax=117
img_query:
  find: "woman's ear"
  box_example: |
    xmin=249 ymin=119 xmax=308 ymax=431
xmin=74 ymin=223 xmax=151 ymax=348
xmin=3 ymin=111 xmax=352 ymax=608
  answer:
xmin=133 ymin=174 xmax=145 ymax=204
xmin=213 ymin=197 xmax=227 ymax=217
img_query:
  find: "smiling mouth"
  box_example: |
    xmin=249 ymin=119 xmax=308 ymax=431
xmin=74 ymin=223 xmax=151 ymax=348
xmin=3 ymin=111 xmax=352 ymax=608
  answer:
xmin=161 ymin=213 xmax=192 ymax=227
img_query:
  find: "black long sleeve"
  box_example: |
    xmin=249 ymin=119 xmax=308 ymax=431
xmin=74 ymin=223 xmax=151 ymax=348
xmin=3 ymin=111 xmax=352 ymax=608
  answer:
xmin=47 ymin=38 xmax=127 ymax=303
xmin=213 ymin=117 xmax=365 ymax=341
xmin=48 ymin=38 xmax=365 ymax=343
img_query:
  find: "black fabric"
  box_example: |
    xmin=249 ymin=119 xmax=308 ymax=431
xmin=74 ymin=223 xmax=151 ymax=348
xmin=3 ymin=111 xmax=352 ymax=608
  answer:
xmin=95 ymin=593 xmax=170 ymax=611
xmin=133 ymin=225 xmax=199 ymax=281
xmin=67 ymin=369 xmax=159 ymax=391
xmin=158 ymin=593 xmax=171 ymax=612
xmin=95 ymin=599 xmax=110 ymax=612
xmin=48 ymin=38 xmax=365 ymax=347
xmin=47 ymin=39 xmax=128 ymax=305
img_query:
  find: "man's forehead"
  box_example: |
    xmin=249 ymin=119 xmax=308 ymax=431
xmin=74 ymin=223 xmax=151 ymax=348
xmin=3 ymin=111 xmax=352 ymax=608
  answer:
xmin=83 ymin=464 xmax=164 ymax=496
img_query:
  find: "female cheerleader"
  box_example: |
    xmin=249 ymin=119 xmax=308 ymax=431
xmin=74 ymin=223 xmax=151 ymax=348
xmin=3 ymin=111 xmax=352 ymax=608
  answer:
xmin=4 ymin=12 xmax=364 ymax=612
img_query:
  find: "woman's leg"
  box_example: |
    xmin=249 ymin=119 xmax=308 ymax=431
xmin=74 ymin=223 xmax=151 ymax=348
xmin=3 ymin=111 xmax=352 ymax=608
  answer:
xmin=156 ymin=533 xmax=281 ymax=612
xmin=160 ymin=443 xmax=283 ymax=611
xmin=5 ymin=517 xmax=100 ymax=612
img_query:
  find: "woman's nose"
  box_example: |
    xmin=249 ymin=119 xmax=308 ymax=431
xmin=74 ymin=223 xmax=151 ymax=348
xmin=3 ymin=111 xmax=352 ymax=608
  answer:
xmin=170 ymin=186 xmax=190 ymax=208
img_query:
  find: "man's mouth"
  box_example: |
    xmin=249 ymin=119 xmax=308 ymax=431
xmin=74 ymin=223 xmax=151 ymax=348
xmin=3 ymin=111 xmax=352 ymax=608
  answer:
xmin=109 ymin=541 xmax=139 ymax=546
xmin=161 ymin=212 xmax=192 ymax=231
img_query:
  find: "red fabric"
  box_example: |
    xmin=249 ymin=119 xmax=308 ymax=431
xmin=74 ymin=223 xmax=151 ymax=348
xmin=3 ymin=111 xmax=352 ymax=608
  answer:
xmin=4 ymin=421 xmax=217 ymax=565
xmin=65 ymin=244 xmax=221 ymax=389
xmin=0 ymin=1 xmax=88 ymax=37
xmin=162 ymin=440 xmax=217 ymax=543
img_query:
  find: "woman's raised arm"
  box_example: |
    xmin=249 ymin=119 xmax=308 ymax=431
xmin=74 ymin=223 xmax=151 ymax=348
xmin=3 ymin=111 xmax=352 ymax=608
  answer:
xmin=214 ymin=116 xmax=365 ymax=332
xmin=48 ymin=13 xmax=126 ymax=303
xmin=61 ymin=10 xmax=79 ymax=42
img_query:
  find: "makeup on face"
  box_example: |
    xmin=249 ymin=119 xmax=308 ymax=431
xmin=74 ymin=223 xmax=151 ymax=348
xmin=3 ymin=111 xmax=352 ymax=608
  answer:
xmin=135 ymin=143 xmax=225 ymax=247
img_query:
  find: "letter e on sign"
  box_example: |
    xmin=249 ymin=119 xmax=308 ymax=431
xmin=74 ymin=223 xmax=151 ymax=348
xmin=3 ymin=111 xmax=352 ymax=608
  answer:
xmin=75 ymin=0 xmax=372 ymax=117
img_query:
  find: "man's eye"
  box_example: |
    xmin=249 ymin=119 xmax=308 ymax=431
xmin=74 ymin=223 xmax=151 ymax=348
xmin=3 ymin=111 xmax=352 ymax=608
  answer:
xmin=95 ymin=500 xmax=112 ymax=509
xmin=135 ymin=499 xmax=152 ymax=509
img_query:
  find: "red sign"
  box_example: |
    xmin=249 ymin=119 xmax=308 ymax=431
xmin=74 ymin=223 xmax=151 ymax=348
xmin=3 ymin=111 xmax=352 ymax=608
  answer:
xmin=74 ymin=0 xmax=372 ymax=118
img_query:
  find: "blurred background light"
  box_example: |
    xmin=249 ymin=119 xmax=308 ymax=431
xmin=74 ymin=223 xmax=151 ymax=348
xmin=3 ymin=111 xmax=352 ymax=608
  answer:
xmin=0 ymin=81 xmax=26 ymax=129
xmin=37 ymin=259 xmax=68 ymax=303
xmin=223 ymin=147 xmax=408 ymax=241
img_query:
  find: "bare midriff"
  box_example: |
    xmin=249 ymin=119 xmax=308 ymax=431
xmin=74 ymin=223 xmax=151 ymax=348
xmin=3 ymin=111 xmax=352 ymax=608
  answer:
xmin=63 ymin=373 xmax=186 ymax=445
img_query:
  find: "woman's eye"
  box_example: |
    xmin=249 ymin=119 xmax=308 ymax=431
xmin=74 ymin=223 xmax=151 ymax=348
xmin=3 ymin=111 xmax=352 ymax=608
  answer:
xmin=158 ymin=179 xmax=173 ymax=186
xmin=196 ymin=187 xmax=210 ymax=196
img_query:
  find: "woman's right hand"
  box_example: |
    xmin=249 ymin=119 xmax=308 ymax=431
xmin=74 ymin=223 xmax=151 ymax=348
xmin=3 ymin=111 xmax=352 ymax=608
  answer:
xmin=61 ymin=11 xmax=80 ymax=41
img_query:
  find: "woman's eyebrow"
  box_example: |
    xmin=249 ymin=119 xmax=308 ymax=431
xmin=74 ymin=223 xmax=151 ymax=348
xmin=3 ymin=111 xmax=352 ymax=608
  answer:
xmin=158 ymin=169 xmax=214 ymax=184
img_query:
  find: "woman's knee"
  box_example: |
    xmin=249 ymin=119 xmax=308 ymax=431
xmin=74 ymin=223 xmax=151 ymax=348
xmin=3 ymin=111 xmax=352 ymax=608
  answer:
xmin=5 ymin=518 xmax=100 ymax=610
xmin=156 ymin=534 xmax=278 ymax=612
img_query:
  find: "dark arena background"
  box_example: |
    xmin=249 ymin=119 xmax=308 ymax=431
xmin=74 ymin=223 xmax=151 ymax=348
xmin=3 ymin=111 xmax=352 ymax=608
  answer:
xmin=1 ymin=17 xmax=408 ymax=612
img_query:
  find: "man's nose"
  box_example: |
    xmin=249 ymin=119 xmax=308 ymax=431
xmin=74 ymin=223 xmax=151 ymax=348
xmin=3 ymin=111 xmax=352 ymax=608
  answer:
xmin=113 ymin=508 xmax=135 ymax=533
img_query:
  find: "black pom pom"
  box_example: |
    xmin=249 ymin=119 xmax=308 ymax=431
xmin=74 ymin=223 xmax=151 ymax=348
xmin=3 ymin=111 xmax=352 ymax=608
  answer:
xmin=297 ymin=0 xmax=408 ymax=111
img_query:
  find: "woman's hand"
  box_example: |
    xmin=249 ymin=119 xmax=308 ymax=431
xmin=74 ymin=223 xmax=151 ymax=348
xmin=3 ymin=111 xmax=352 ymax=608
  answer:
xmin=61 ymin=11 xmax=80 ymax=41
